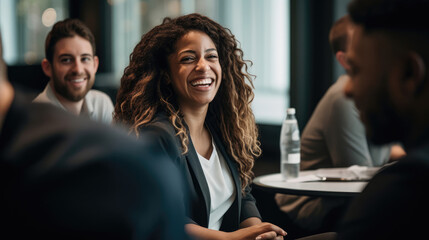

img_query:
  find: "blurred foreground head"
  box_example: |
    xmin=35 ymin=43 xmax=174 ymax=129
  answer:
xmin=345 ymin=0 xmax=429 ymax=147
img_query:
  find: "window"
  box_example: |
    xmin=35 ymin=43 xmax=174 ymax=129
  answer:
xmin=111 ymin=0 xmax=290 ymax=124
xmin=1 ymin=0 xmax=289 ymax=125
xmin=0 ymin=0 xmax=68 ymax=65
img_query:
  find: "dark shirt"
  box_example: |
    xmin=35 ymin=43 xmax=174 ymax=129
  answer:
xmin=338 ymin=134 xmax=429 ymax=239
xmin=0 ymin=92 xmax=189 ymax=239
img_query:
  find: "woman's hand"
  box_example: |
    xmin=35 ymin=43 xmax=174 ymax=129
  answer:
xmin=229 ymin=222 xmax=287 ymax=240
xmin=185 ymin=222 xmax=286 ymax=240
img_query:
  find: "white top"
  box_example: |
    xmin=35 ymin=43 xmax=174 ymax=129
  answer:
xmin=197 ymin=140 xmax=236 ymax=230
xmin=33 ymin=83 xmax=114 ymax=125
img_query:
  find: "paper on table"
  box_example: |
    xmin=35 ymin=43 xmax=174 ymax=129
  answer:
xmin=285 ymin=174 xmax=322 ymax=183
xmin=315 ymin=165 xmax=380 ymax=181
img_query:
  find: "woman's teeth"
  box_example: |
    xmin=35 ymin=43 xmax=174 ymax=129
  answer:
xmin=191 ymin=79 xmax=212 ymax=86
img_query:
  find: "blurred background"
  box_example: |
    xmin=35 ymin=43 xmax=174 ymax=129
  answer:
xmin=0 ymin=0 xmax=351 ymax=175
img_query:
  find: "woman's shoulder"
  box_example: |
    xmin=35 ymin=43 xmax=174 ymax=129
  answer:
xmin=142 ymin=112 xmax=175 ymax=134
xmin=139 ymin=112 xmax=183 ymax=160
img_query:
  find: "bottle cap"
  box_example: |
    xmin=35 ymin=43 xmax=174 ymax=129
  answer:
xmin=287 ymin=108 xmax=296 ymax=115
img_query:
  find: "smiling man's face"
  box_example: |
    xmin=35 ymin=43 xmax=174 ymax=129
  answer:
xmin=43 ymin=35 xmax=99 ymax=102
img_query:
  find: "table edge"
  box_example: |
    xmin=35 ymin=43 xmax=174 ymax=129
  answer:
xmin=253 ymin=173 xmax=362 ymax=197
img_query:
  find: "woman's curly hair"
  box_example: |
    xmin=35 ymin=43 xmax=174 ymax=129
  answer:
xmin=114 ymin=13 xmax=261 ymax=195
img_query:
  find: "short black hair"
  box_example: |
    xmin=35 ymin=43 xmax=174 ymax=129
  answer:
xmin=348 ymin=0 xmax=429 ymax=33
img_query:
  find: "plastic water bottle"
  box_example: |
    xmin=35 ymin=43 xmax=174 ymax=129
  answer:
xmin=280 ymin=108 xmax=300 ymax=180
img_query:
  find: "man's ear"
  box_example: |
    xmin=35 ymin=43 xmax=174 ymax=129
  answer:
xmin=336 ymin=51 xmax=350 ymax=70
xmin=388 ymin=51 xmax=426 ymax=111
xmin=41 ymin=59 xmax=52 ymax=78
xmin=403 ymin=51 xmax=425 ymax=97
xmin=93 ymin=56 xmax=99 ymax=73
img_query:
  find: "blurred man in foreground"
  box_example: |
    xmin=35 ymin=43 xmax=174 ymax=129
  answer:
xmin=339 ymin=0 xmax=429 ymax=239
xmin=0 ymin=31 xmax=189 ymax=240
xmin=276 ymin=15 xmax=398 ymax=236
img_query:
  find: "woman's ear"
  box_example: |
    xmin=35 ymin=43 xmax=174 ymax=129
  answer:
xmin=164 ymin=72 xmax=171 ymax=85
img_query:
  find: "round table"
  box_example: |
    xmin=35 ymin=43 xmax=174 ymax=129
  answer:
xmin=253 ymin=171 xmax=368 ymax=197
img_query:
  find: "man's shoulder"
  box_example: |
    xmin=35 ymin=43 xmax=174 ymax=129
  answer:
xmin=87 ymin=89 xmax=110 ymax=97
xmin=33 ymin=92 xmax=47 ymax=103
xmin=359 ymin=146 xmax=429 ymax=195
xmin=33 ymin=84 xmax=54 ymax=104
xmin=322 ymin=78 xmax=359 ymax=123
xmin=85 ymin=89 xmax=114 ymax=120
xmin=326 ymin=78 xmax=354 ymax=108
xmin=308 ymin=75 xmax=353 ymax=120
xmin=339 ymin=150 xmax=429 ymax=239
xmin=86 ymin=89 xmax=113 ymax=102
xmin=348 ymin=145 xmax=429 ymax=211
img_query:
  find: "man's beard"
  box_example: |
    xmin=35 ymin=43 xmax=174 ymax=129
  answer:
xmin=365 ymin=84 xmax=409 ymax=146
xmin=52 ymin=74 xmax=92 ymax=102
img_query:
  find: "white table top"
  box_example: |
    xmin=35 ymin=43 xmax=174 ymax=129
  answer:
xmin=253 ymin=171 xmax=369 ymax=197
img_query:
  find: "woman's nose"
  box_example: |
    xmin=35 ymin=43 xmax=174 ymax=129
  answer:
xmin=196 ymin=58 xmax=210 ymax=71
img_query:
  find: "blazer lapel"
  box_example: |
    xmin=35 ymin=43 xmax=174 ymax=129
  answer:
xmin=185 ymin=133 xmax=211 ymax=227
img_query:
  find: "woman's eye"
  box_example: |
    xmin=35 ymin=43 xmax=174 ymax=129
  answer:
xmin=180 ymin=56 xmax=194 ymax=62
xmin=207 ymin=54 xmax=218 ymax=59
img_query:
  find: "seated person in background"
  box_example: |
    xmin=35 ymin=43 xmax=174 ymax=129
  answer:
xmin=0 ymin=31 xmax=189 ymax=239
xmin=299 ymin=15 xmax=404 ymax=170
xmin=114 ymin=13 xmax=287 ymax=240
xmin=34 ymin=18 xmax=114 ymax=124
xmin=339 ymin=0 xmax=429 ymax=238
xmin=275 ymin=15 xmax=405 ymax=236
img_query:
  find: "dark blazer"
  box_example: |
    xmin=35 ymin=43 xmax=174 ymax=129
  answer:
xmin=140 ymin=111 xmax=261 ymax=232
xmin=0 ymin=92 xmax=189 ymax=240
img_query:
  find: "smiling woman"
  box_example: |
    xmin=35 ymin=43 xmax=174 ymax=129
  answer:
xmin=167 ymin=30 xmax=222 ymax=111
xmin=114 ymin=13 xmax=287 ymax=240
xmin=110 ymin=0 xmax=289 ymax=125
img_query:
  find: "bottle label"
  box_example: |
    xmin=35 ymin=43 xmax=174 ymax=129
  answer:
xmin=292 ymin=130 xmax=300 ymax=141
xmin=284 ymin=119 xmax=297 ymax=124
xmin=287 ymin=153 xmax=300 ymax=163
